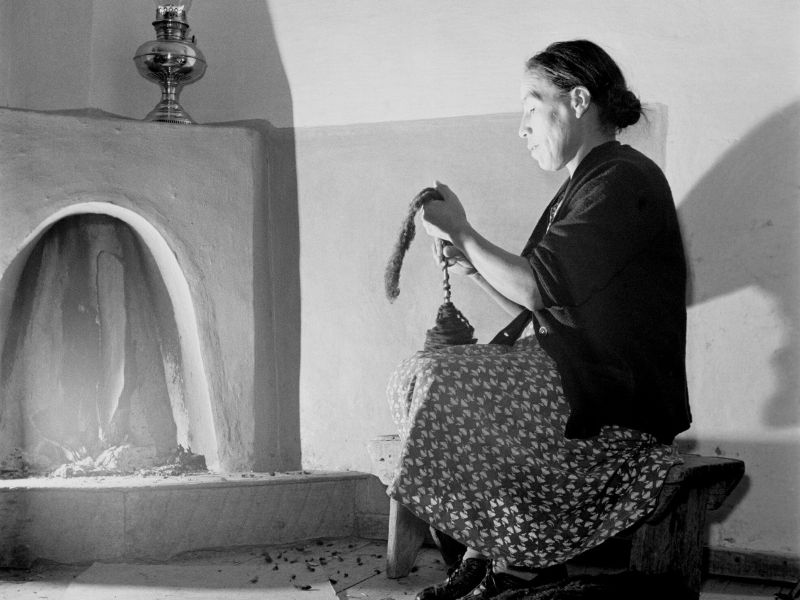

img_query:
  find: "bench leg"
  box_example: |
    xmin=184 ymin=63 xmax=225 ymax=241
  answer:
xmin=387 ymin=498 xmax=428 ymax=578
xmin=629 ymin=486 xmax=710 ymax=598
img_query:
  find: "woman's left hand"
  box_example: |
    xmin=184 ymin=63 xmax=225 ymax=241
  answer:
xmin=431 ymin=241 xmax=477 ymax=276
xmin=420 ymin=181 xmax=469 ymax=242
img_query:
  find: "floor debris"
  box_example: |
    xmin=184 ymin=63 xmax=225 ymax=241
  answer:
xmin=0 ymin=538 xmax=787 ymax=600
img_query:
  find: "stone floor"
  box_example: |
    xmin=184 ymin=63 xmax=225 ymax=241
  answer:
xmin=0 ymin=538 xmax=793 ymax=600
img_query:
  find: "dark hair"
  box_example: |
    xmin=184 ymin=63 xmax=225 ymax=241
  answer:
xmin=526 ymin=40 xmax=642 ymax=131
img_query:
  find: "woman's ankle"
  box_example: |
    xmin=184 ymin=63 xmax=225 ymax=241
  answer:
xmin=462 ymin=548 xmax=488 ymax=562
xmin=493 ymin=561 xmax=568 ymax=583
xmin=493 ymin=563 xmax=538 ymax=581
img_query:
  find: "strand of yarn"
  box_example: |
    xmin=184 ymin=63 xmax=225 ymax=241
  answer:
xmin=384 ymin=187 xmax=442 ymax=302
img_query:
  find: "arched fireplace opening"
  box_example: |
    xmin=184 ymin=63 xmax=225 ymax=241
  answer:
xmin=0 ymin=206 xmax=218 ymax=477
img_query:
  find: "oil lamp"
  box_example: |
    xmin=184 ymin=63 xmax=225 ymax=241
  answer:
xmin=133 ymin=1 xmax=207 ymax=124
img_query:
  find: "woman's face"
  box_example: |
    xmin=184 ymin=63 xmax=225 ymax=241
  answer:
xmin=518 ymin=69 xmax=580 ymax=172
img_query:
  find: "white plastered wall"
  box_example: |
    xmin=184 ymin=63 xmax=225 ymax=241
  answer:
xmin=0 ymin=0 xmax=797 ymax=560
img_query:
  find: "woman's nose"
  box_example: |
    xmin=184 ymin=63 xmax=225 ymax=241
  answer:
xmin=518 ymin=116 xmax=530 ymax=138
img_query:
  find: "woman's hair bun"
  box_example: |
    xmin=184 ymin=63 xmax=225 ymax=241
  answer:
xmin=604 ymin=87 xmax=642 ymax=130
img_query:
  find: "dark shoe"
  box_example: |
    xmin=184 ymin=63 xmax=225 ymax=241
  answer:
xmin=462 ymin=564 xmax=568 ymax=600
xmin=416 ymin=557 xmax=490 ymax=600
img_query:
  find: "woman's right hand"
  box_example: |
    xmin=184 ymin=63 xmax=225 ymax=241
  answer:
xmin=432 ymin=240 xmax=477 ymax=276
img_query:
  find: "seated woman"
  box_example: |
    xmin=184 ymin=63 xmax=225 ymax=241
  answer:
xmin=386 ymin=39 xmax=691 ymax=600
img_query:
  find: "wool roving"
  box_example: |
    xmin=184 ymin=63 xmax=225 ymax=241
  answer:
xmin=385 ymin=187 xmax=476 ymax=349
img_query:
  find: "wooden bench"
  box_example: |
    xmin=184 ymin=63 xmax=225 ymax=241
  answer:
xmin=367 ymin=434 xmax=745 ymax=598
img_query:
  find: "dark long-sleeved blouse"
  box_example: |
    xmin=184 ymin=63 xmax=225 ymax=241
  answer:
xmin=496 ymin=141 xmax=691 ymax=444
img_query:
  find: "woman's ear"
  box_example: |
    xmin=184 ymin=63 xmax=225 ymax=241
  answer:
xmin=570 ymin=86 xmax=592 ymax=118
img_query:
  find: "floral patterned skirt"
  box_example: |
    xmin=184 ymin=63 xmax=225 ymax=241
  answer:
xmin=386 ymin=336 xmax=679 ymax=568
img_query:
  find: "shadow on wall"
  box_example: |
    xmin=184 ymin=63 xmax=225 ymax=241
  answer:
xmin=680 ymin=101 xmax=800 ymax=429
xmin=246 ymin=3 xmax=301 ymax=470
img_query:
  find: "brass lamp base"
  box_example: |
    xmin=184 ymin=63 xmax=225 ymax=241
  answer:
xmin=144 ymin=96 xmax=196 ymax=125
xmin=133 ymin=6 xmax=206 ymax=125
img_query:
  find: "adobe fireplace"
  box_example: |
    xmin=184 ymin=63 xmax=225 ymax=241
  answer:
xmin=0 ymin=107 xmax=300 ymax=475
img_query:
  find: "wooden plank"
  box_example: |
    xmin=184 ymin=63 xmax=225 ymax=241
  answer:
xmin=386 ymin=499 xmax=428 ymax=579
xmin=630 ymin=486 xmax=710 ymax=597
xmin=664 ymin=456 xmax=745 ymax=497
xmin=647 ymin=455 xmax=745 ymax=522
